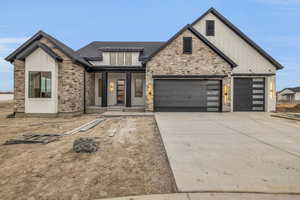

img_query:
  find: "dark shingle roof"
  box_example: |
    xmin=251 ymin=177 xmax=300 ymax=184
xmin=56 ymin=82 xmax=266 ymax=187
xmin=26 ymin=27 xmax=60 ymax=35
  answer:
xmin=76 ymin=41 xmax=165 ymax=62
xmin=290 ymin=87 xmax=300 ymax=93
xmin=5 ymin=30 xmax=91 ymax=68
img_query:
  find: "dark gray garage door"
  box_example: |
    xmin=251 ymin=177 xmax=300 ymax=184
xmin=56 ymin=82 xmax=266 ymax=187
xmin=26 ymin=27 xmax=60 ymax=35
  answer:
xmin=154 ymin=80 xmax=221 ymax=112
xmin=233 ymin=78 xmax=265 ymax=111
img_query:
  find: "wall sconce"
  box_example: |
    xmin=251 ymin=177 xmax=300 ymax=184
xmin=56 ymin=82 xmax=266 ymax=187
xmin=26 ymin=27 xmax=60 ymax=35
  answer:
xmin=223 ymin=84 xmax=229 ymax=105
xmin=147 ymin=84 xmax=153 ymax=102
xmin=270 ymin=79 xmax=275 ymax=100
xmin=109 ymin=81 xmax=114 ymax=92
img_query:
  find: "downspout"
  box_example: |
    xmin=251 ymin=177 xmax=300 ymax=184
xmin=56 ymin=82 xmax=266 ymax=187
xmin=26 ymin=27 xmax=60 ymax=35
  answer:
xmin=83 ymin=70 xmax=86 ymax=114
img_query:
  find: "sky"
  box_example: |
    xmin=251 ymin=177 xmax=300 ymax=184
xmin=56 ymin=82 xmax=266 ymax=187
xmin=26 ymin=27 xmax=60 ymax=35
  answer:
xmin=0 ymin=0 xmax=299 ymax=91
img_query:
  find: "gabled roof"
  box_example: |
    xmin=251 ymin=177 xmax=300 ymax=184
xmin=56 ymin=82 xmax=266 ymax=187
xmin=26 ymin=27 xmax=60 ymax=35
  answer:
xmin=145 ymin=24 xmax=237 ymax=68
xmin=5 ymin=30 xmax=91 ymax=68
xmin=191 ymin=7 xmax=283 ymax=70
xmin=281 ymin=87 xmax=300 ymax=93
xmin=77 ymin=42 xmax=164 ymax=62
xmin=16 ymin=41 xmax=62 ymax=62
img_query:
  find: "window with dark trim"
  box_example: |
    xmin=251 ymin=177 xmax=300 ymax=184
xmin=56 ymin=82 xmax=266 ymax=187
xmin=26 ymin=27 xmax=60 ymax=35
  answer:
xmin=206 ymin=20 xmax=215 ymax=36
xmin=98 ymin=79 xmax=103 ymax=97
xmin=28 ymin=71 xmax=52 ymax=98
xmin=183 ymin=37 xmax=192 ymax=54
xmin=135 ymin=78 xmax=143 ymax=97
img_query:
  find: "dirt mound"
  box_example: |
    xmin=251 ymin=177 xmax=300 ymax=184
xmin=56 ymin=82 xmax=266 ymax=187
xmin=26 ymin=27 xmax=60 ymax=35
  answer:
xmin=276 ymin=104 xmax=300 ymax=113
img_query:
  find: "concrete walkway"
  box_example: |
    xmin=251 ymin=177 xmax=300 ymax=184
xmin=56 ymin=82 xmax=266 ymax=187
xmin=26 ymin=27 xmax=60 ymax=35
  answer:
xmin=155 ymin=112 xmax=300 ymax=193
xmin=99 ymin=193 xmax=300 ymax=200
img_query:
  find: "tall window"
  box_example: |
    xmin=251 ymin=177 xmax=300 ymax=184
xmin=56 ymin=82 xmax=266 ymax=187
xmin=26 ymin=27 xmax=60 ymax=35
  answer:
xmin=110 ymin=52 xmax=132 ymax=65
xmin=98 ymin=79 xmax=103 ymax=97
xmin=135 ymin=78 xmax=143 ymax=97
xmin=28 ymin=71 xmax=52 ymax=98
xmin=206 ymin=20 xmax=215 ymax=36
xmin=183 ymin=37 xmax=192 ymax=54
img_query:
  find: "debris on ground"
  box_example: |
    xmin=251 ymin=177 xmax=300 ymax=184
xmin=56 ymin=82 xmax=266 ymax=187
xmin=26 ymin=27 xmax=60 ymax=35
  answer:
xmin=3 ymin=134 xmax=61 ymax=145
xmin=63 ymin=118 xmax=105 ymax=136
xmin=73 ymin=137 xmax=98 ymax=153
xmin=276 ymin=104 xmax=300 ymax=113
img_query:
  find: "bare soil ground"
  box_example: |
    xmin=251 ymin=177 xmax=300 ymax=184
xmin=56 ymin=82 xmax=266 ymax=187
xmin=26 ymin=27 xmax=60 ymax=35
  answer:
xmin=0 ymin=101 xmax=175 ymax=200
xmin=276 ymin=103 xmax=300 ymax=113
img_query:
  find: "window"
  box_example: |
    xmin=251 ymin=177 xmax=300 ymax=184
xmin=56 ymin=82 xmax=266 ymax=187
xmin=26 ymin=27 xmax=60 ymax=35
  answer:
xmin=183 ymin=37 xmax=192 ymax=54
xmin=28 ymin=71 xmax=51 ymax=98
xmin=110 ymin=52 xmax=132 ymax=65
xmin=98 ymin=79 xmax=102 ymax=97
xmin=110 ymin=52 xmax=117 ymax=65
xmin=206 ymin=20 xmax=215 ymax=36
xmin=135 ymin=78 xmax=143 ymax=97
xmin=117 ymin=52 xmax=125 ymax=65
xmin=125 ymin=52 xmax=132 ymax=65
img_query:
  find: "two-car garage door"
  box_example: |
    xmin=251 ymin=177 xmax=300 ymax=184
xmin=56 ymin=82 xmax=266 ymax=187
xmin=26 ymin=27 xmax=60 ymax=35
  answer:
xmin=154 ymin=80 xmax=221 ymax=112
xmin=153 ymin=78 xmax=265 ymax=112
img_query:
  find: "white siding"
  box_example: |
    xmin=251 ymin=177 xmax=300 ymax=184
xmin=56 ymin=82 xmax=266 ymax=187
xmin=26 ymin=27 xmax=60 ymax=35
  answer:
xmin=193 ymin=13 xmax=277 ymax=74
xmin=295 ymin=93 xmax=300 ymax=101
xmin=25 ymin=48 xmax=58 ymax=113
xmin=89 ymin=52 xmax=142 ymax=66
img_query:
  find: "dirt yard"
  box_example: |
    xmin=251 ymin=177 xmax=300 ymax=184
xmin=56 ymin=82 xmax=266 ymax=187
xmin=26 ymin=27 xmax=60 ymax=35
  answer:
xmin=276 ymin=103 xmax=300 ymax=113
xmin=0 ymin=101 xmax=175 ymax=200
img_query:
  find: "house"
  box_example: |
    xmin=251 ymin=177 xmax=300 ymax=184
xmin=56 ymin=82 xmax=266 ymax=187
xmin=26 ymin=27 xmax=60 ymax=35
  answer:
xmin=277 ymin=87 xmax=300 ymax=103
xmin=5 ymin=8 xmax=283 ymax=116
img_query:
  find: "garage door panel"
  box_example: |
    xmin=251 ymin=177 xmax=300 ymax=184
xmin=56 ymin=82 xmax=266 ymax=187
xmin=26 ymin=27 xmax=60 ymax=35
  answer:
xmin=234 ymin=78 xmax=265 ymax=111
xmin=154 ymin=80 xmax=221 ymax=112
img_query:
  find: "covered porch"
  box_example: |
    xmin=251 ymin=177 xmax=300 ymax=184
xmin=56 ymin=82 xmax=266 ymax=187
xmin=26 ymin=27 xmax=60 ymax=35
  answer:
xmin=85 ymin=70 xmax=146 ymax=113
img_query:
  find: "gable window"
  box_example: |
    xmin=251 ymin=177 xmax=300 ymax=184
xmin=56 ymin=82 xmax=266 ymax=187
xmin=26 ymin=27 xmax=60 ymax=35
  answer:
xmin=28 ymin=71 xmax=52 ymax=98
xmin=135 ymin=78 xmax=143 ymax=97
xmin=183 ymin=37 xmax=192 ymax=54
xmin=206 ymin=20 xmax=215 ymax=36
xmin=110 ymin=52 xmax=132 ymax=65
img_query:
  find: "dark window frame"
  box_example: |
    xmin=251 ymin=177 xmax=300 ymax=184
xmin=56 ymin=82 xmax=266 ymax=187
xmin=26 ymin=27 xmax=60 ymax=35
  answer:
xmin=183 ymin=37 xmax=192 ymax=54
xmin=206 ymin=20 xmax=215 ymax=36
xmin=28 ymin=71 xmax=52 ymax=98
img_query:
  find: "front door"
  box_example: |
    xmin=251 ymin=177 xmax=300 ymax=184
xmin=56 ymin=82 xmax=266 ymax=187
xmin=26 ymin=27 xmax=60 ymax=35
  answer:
xmin=116 ymin=79 xmax=125 ymax=105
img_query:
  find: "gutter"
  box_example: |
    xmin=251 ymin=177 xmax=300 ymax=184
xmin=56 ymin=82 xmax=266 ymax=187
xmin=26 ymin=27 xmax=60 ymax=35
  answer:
xmin=83 ymin=70 xmax=86 ymax=114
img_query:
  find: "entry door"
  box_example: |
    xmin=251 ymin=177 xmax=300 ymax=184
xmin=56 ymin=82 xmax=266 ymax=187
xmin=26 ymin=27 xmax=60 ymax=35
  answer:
xmin=233 ymin=78 xmax=265 ymax=111
xmin=116 ymin=79 xmax=125 ymax=105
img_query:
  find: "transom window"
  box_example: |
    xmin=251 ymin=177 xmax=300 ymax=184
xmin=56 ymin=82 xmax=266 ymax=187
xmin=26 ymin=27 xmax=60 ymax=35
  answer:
xmin=110 ymin=52 xmax=132 ymax=65
xmin=28 ymin=71 xmax=52 ymax=98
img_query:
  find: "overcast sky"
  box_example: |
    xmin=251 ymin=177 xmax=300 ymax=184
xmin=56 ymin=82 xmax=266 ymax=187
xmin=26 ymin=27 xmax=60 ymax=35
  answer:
xmin=0 ymin=0 xmax=299 ymax=91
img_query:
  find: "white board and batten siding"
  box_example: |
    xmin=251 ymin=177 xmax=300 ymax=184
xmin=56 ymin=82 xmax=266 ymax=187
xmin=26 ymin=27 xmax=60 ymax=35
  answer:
xmin=25 ymin=48 xmax=58 ymax=113
xmin=89 ymin=52 xmax=142 ymax=66
xmin=193 ymin=13 xmax=277 ymax=111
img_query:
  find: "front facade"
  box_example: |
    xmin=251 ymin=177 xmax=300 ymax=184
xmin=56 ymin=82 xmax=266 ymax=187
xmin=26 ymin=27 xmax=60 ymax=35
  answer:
xmin=277 ymin=87 xmax=300 ymax=103
xmin=5 ymin=8 xmax=283 ymax=116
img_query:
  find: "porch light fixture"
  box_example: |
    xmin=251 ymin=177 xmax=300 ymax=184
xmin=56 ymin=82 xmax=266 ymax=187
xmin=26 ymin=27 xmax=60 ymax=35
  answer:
xmin=223 ymin=84 xmax=229 ymax=105
xmin=270 ymin=79 xmax=275 ymax=100
xmin=109 ymin=81 xmax=114 ymax=92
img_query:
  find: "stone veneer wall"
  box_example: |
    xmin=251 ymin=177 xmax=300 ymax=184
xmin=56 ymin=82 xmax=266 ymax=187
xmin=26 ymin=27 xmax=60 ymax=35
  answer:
xmin=13 ymin=59 xmax=25 ymax=113
xmin=85 ymin=72 xmax=95 ymax=106
xmin=146 ymin=29 xmax=232 ymax=112
xmin=13 ymin=37 xmax=86 ymax=116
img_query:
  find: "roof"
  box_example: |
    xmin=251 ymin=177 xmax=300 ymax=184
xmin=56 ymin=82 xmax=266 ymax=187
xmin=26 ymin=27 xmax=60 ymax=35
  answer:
xmin=77 ymin=41 xmax=164 ymax=62
xmin=16 ymin=41 xmax=62 ymax=62
xmin=5 ymin=30 xmax=91 ymax=68
xmin=145 ymin=24 xmax=237 ymax=68
xmin=278 ymin=87 xmax=300 ymax=94
xmin=191 ymin=7 xmax=284 ymax=70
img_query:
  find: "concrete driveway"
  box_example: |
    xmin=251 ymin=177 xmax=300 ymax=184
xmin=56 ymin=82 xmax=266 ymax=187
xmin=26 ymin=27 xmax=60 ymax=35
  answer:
xmin=155 ymin=112 xmax=300 ymax=193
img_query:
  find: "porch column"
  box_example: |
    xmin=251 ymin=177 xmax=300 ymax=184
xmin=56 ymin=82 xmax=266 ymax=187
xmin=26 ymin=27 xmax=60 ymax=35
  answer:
xmin=126 ymin=72 xmax=131 ymax=107
xmin=102 ymin=72 xmax=108 ymax=107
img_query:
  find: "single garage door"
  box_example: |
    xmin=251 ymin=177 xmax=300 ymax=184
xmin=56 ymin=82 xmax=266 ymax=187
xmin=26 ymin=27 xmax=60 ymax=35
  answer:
xmin=233 ymin=78 xmax=265 ymax=111
xmin=154 ymin=80 xmax=221 ymax=112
